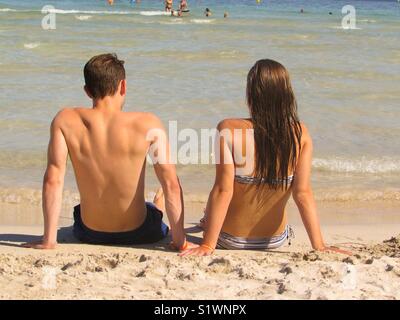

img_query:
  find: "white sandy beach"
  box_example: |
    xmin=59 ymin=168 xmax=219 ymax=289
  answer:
xmin=1 ymin=199 xmax=399 ymax=300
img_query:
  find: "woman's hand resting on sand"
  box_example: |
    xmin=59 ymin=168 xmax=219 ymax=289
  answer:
xmin=316 ymin=245 xmax=352 ymax=255
xmin=179 ymin=244 xmax=352 ymax=257
xmin=179 ymin=245 xmax=214 ymax=257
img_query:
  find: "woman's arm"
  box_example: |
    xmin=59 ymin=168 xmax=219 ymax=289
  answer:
xmin=181 ymin=121 xmax=235 ymax=256
xmin=293 ymin=125 xmax=351 ymax=254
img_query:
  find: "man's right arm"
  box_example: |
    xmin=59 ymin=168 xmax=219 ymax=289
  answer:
xmin=145 ymin=114 xmax=186 ymax=248
xmin=23 ymin=110 xmax=68 ymax=249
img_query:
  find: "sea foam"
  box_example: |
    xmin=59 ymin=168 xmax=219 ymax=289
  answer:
xmin=190 ymin=19 xmax=214 ymax=24
xmin=139 ymin=11 xmax=171 ymax=16
xmin=313 ymin=157 xmax=400 ymax=174
xmin=23 ymin=43 xmax=40 ymax=49
xmin=75 ymin=15 xmax=92 ymax=21
xmin=0 ymin=8 xmax=17 ymax=12
xmin=41 ymin=8 xmax=132 ymax=15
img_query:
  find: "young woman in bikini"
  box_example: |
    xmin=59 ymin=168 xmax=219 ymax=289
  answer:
xmin=165 ymin=0 xmax=173 ymax=12
xmin=181 ymin=59 xmax=351 ymax=256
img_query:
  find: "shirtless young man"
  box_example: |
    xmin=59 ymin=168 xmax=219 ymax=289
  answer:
xmin=24 ymin=54 xmax=192 ymax=251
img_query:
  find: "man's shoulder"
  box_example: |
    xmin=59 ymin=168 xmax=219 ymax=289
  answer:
xmin=54 ymin=107 xmax=87 ymax=118
xmin=51 ymin=107 xmax=79 ymax=125
xmin=125 ymin=111 xmax=163 ymax=128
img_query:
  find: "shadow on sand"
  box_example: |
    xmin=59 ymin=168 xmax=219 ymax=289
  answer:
xmin=0 ymin=224 xmax=203 ymax=252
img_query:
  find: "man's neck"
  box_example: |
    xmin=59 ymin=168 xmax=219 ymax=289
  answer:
xmin=92 ymin=97 xmax=123 ymax=112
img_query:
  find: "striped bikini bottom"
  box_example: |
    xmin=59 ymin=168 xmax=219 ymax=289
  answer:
xmin=217 ymin=225 xmax=294 ymax=250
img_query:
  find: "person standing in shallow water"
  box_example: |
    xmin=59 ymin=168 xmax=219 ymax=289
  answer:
xmin=165 ymin=0 xmax=173 ymax=12
xmin=180 ymin=59 xmax=352 ymax=256
xmin=179 ymin=0 xmax=188 ymax=11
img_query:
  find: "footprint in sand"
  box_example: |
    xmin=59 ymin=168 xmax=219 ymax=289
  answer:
xmin=139 ymin=254 xmax=151 ymax=263
xmin=136 ymin=270 xmax=146 ymax=278
xmin=207 ymin=257 xmax=233 ymax=273
xmin=279 ymin=265 xmax=293 ymax=275
xmin=33 ymin=259 xmax=51 ymax=268
xmin=234 ymin=267 xmax=255 ymax=279
xmin=303 ymin=252 xmax=320 ymax=262
xmin=277 ymin=282 xmax=287 ymax=295
xmin=319 ymin=265 xmax=337 ymax=279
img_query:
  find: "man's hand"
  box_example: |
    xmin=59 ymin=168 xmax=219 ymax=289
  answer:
xmin=21 ymin=240 xmax=57 ymax=250
xmin=169 ymin=240 xmax=199 ymax=252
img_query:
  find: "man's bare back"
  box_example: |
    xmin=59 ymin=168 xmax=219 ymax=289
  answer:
xmin=57 ymin=107 xmax=158 ymax=232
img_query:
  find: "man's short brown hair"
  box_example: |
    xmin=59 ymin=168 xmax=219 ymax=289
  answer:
xmin=84 ymin=53 xmax=125 ymax=99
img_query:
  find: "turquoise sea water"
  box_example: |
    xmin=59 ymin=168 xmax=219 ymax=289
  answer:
xmin=0 ymin=0 xmax=399 ymax=201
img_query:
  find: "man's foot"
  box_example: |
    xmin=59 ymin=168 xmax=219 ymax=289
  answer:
xmin=153 ymin=188 xmax=165 ymax=213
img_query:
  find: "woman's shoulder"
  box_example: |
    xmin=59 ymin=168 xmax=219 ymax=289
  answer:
xmin=217 ymin=118 xmax=252 ymax=130
xmin=299 ymin=122 xmax=312 ymax=145
xmin=299 ymin=122 xmax=310 ymax=135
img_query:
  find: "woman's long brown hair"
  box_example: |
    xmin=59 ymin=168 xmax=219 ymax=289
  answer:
xmin=246 ymin=59 xmax=302 ymax=189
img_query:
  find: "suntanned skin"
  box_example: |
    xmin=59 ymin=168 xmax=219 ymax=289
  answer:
xmin=23 ymin=79 xmax=196 ymax=250
xmin=181 ymin=118 xmax=352 ymax=256
xmin=165 ymin=0 xmax=173 ymax=12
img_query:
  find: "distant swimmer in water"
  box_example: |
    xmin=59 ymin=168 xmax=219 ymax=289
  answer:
xmin=179 ymin=0 xmax=188 ymax=12
xmin=300 ymin=8 xmax=304 ymax=13
xmin=224 ymin=12 xmax=228 ymax=18
xmin=165 ymin=0 xmax=173 ymax=12
xmin=204 ymin=8 xmax=212 ymax=17
xmin=108 ymin=0 xmax=114 ymax=6
xmin=171 ymin=9 xmax=182 ymax=17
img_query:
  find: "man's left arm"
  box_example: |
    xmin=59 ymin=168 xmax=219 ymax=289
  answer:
xmin=23 ymin=114 xmax=68 ymax=249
